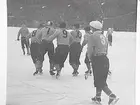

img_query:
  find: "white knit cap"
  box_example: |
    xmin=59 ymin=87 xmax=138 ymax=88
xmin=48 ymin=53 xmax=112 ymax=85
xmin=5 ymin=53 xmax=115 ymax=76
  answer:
xmin=89 ymin=21 xmax=103 ymax=29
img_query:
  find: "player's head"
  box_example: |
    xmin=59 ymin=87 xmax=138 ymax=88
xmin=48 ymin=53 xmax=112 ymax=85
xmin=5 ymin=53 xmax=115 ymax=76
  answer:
xmin=38 ymin=22 xmax=44 ymax=29
xmin=46 ymin=20 xmax=53 ymax=26
xmin=108 ymin=28 xmax=113 ymax=33
xmin=21 ymin=23 xmax=26 ymax=28
xmin=84 ymin=26 xmax=91 ymax=32
xmin=73 ymin=23 xmax=80 ymax=29
xmin=89 ymin=21 xmax=103 ymax=31
xmin=59 ymin=22 xmax=66 ymax=29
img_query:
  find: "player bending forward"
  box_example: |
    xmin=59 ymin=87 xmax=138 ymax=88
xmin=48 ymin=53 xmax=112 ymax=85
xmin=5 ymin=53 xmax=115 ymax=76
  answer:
xmin=29 ymin=23 xmax=44 ymax=75
xmin=47 ymin=22 xmax=73 ymax=78
xmin=87 ymin=21 xmax=119 ymax=105
xmin=17 ymin=24 xmax=30 ymax=55
xmin=69 ymin=23 xmax=82 ymax=76
xmin=39 ymin=21 xmax=55 ymax=75
xmin=81 ymin=26 xmax=92 ymax=77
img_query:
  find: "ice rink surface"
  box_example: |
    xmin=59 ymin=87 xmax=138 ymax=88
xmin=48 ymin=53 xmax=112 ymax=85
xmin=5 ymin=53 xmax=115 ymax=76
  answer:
xmin=7 ymin=27 xmax=136 ymax=105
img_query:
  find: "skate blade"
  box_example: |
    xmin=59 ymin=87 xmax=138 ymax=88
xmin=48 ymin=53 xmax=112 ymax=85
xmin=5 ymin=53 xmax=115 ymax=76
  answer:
xmin=92 ymin=101 xmax=102 ymax=105
xmin=73 ymin=74 xmax=78 ymax=77
xmin=110 ymin=98 xmax=119 ymax=105
xmin=84 ymin=74 xmax=89 ymax=80
xmin=33 ymin=72 xmax=39 ymax=76
xmin=56 ymin=75 xmax=60 ymax=79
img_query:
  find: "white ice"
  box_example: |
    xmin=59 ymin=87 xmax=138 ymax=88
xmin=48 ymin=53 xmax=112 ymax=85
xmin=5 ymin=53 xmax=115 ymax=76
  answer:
xmin=7 ymin=27 xmax=135 ymax=105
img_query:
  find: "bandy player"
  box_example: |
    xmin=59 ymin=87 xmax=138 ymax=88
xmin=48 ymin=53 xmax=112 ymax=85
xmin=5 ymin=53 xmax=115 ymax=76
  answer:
xmin=69 ymin=23 xmax=82 ymax=76
xmin=47 ymin=22 xmax=73 ymax=78
xmin=81 ymin=26 xmax=92 ymax=76
xmin=87 ymin=21 xmax=119 ymax=105
xmin=17 ymin=23 xmax=30 ymax=55
xmin=40 ymin=21 xmax=55 ymax=75
xmin=28 ymin=23 xmax=44 ymax=75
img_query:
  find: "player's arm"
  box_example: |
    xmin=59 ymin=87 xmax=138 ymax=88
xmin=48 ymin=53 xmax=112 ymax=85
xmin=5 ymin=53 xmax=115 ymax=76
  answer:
xmin=26 ymin=32 xmax=32 ymax=39
xmin=26 ymin=28 xmax=30 ymax=34
xmin=47 ymin=29 xmax=60 ymax=41
xmin=81 ymin=39 xmax=88 ymax=48
xmin=69 ymin=34 xmax=74 ymax=45
xmin=87 ymin=35 xmax=95 ymax=60
xmin=17 ymin=29 xmax=21 ymax=40
xmin=81 ymin=34 xmax=88 ymax=48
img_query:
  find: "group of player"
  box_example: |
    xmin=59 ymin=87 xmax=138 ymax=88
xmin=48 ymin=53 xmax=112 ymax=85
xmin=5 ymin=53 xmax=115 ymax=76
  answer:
xmin=17 ymin=20 xmax=118 ymax=105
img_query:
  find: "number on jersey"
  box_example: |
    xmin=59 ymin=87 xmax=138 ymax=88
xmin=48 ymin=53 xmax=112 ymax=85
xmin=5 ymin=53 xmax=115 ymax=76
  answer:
xmin=32 ymin=30 xmax=37 ymax=37
xmin=100 ymin=35 xmax=106 ymax=45
xmin=63 ymin=30 xmax=68 ymax=38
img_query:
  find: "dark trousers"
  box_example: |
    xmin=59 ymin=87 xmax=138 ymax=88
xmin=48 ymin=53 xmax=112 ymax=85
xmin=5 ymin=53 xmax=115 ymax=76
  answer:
xmin=69 ymin=42 xmax=81 ymax=65
xmin=54 ymin=45 xmax=69 ymax=68
xmin=21 ymin=37 xmax=29 ymax=49
xmin=84 ymin=52 xmax=90 ymax=64
xmin=40 ymin=40 xmax=54 ymax=64
xmin=30 ymin=43 xmax=43 ymax=64
xmin=91 ymin=55 xmax=109 ymax=88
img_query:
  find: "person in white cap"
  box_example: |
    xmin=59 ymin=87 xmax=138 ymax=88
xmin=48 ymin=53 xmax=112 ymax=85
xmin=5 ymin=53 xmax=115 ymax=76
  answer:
xmin=87 ymin=21 xmax=119 ymax=105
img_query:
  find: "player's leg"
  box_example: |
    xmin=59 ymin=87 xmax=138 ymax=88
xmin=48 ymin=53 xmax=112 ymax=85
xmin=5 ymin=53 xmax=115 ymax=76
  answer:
xmin=55 ymin=45 xmax=69 ymax=77
xmin=21 ymin=37 xmax=25 ymax=55
xmin=25 ymin=38 xmax=30 ymax=55
xmin=39 ymin=40 xmax=48 ymax=73
xmin=53 ymin=45 xmax=62 ymax=77
xmin=85 ymin=53 xmax=92 ymax=75
xmin=47 ymin=42 xmax=55 ymax=75
xmin=90 ymin=56 xmax=102 ymax=104
xmin=59 ymin=45 xmax=69 ymax=71
xmin=69 ymin=43 xmax=77 ymax=74
xmin=101 ymin=56 xmax=118 ymax=105
xmin=69 ymin=43 xmax=81 ymax=76
xmin=30 ymin=42 xmax=40 ymax=75
xmin=74 ymin=43 xmax=82 ymax=75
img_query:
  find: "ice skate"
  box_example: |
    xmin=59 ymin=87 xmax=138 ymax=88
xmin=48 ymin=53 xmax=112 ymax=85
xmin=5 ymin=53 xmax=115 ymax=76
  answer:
xmin=49 ymin=70 xmax=55 ymax=76
xmin=33 ymin=70 xmax=39 ymax=76
xmin=108 ymin=94 xmax=119 ymax=105
xmin=38 ymin=69 xmax=43 ymax=75
xmin=84 ymin=70 xmax=92 ymax=80
xmin=56 ymin=70 xmax=61 ymax=79
xmin=72 ymin=71 xmax=79 ymax=77
xmin=23 ymin=49 xmax=25 ymax=55
xmin=91 ymin=96 xmax=102 ymax=105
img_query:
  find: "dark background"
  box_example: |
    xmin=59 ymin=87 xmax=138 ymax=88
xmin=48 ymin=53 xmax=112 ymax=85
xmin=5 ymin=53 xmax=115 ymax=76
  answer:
xmin=7 ymin=0 xmax=137 ymax=31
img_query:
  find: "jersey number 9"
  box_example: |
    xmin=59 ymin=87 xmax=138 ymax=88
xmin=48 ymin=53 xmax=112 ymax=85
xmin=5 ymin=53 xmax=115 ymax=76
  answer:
xmin=63 ymin=30 xmax=68 ymax=38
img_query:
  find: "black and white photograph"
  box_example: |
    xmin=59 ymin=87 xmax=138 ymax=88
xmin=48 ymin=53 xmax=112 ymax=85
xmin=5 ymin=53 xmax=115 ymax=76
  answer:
xmin=5 ymin=0 xmax=138 ymax=105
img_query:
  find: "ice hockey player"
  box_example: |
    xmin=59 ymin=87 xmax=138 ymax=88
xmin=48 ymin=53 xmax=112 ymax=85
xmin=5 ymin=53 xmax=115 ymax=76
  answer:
xmin=29 ymin=23 xmax=44 ymax=76
xmin=40 ymin=21 xmax=56 ymax=76
xmin=46 ymin=22 xmax=73 ymax=78
xmin=106 ymin=28 xmax=113 ymax=46
xmin=17 ymin=23 xmax=30 ymax=55
xmin=81 ymin=26 xmax=92 ymax=77
xmin=87 ymin=21 xmax=119 ymax=105
xmin=69 ymin=23 xmax=82 ymax=76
